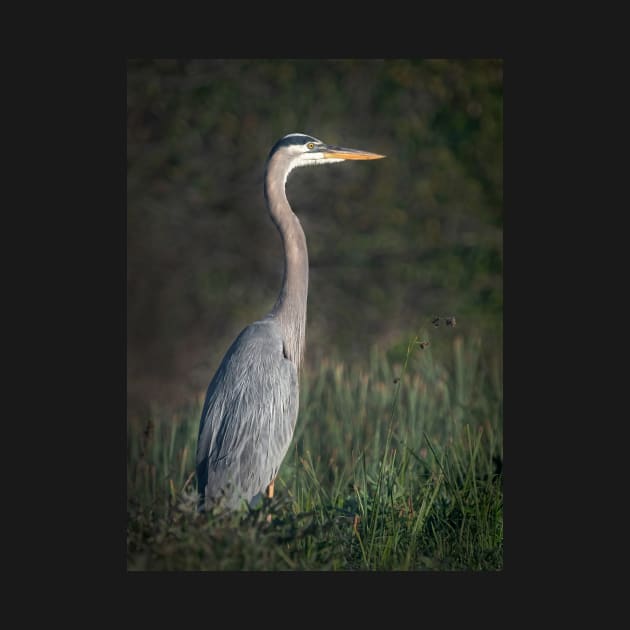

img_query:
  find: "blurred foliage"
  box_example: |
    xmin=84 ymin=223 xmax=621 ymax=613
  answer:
xmin=127 ymin=59 xmax=502 ymax=414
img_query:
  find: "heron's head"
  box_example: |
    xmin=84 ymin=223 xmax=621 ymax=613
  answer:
xmin=268 ymin=133 xmax=385 ymax=183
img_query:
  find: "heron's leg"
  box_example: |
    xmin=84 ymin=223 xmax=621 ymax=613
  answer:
xmin=265 ymin=480 xmax=275 ymax=523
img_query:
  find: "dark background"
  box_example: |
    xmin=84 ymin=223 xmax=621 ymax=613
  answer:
xmin=127 ymin=59 xmax=503 ymax=417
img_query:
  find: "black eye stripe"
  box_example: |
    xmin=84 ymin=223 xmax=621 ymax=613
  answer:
xmin=268 ymin=134 xmax=322 ymax=158
xmin=283 ymin=135 xmax=314 ymax=146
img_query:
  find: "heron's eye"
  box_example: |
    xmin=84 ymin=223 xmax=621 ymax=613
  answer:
xmin=307 ymin=142 xmax=315 ymax=149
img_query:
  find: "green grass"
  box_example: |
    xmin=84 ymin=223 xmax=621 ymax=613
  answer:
xmin=127 ymin=330 xmax=502 ymax=570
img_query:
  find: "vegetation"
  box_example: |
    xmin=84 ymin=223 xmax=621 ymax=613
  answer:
xmin=127 ymin=330 xmax=502 ymax=570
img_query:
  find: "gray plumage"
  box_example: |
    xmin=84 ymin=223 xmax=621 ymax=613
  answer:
xmin=196 ymin=133 xmax=384 ymax=510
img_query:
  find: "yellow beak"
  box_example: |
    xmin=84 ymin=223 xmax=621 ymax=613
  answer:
xmin=322 ymin=145 xmax=386 ymax=160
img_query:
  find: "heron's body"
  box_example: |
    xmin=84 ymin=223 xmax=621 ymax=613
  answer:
xmin=196 ymin=133 xmax=384 ymax=510
xmin=196 ymin=320 xmax=298 ymax=509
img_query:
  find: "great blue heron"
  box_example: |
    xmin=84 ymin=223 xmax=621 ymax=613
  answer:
xmin=196 ymin=133 xmax=385 ymax=510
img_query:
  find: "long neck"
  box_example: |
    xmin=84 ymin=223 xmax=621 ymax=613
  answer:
xmin=264 ymin=153 xmax=308 ymax=369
